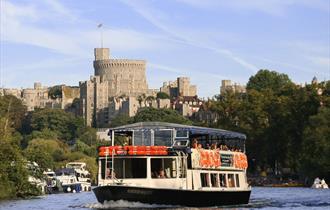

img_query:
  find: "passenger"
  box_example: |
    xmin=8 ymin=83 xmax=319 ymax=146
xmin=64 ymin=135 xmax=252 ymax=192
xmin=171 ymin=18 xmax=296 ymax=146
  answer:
xmin=106 ymin=168 xmax=116 ymax=179
xmin=211 ymin=143 xmax=217 ymax=150
xmin=206 ymin=143 xmax=211 ymax=149
xmin=192 ymin=139 xmax=198 ymax=148
xmin=158 ymin=169 xmax=166 ymax=178
xmin=197 ymin=143 xmax=203 ymax=149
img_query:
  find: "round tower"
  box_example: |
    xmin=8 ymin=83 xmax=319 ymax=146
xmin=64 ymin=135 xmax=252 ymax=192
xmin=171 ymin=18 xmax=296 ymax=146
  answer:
xmin=93 ymin=48 xmax=148 ymax=97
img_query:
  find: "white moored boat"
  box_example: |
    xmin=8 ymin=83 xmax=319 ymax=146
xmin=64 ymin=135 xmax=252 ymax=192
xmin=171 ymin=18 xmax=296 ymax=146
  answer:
xmin=66 ymin=162 xmax=92 ymax=191
xmin=93 ymin=122 xmax=251 ymax=207
xmin=311 ymin=178 xmax=329 ymax=189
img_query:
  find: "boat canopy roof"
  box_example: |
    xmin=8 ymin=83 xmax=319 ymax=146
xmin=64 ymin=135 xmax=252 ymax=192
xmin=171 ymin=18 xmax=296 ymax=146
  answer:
xmin=55 ymin=168 xmax=75 ymax=175
xmin=110 ymin=122 xmax=246 ymax=140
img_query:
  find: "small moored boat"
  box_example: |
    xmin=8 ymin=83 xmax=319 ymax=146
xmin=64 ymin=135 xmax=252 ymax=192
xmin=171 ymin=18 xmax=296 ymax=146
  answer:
xmin=66 ymin=162 xmax=92 ymax=191
xmin=311 ymin=178 xmax=329 ymax=189
xmin=55 ymin=168 xmax=82 ymax=193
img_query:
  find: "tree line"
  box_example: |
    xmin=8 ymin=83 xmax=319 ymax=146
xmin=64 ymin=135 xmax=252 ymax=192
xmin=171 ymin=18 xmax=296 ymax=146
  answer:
xmin=197 ymin=70 xmax=329 ymax=183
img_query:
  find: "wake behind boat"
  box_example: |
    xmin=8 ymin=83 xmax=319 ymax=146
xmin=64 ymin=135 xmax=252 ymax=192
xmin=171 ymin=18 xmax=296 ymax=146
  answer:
xmin=93 ymin=122 xmax=251 ymax=207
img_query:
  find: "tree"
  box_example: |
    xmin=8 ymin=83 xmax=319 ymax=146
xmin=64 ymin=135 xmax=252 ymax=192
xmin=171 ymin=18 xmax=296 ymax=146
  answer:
xmin=0 ymin=117 xmax=40 ymax=199
xmin=299 ymin=107 xmax=330 ymax=182
xmin=0 ymin=95 xmax=27 ymax=131
xmin=110 ymin=114 xmax=133 ymax=127
xmin=133 ymin=107 xmax=192 ymax=125
xmin=29 ymin=109 xmax=84 ymax=142
xmin=247 ymin=69 xmax=294 ymax=93
xmin=157 ymin=92 xmax=170 ymax=99
xmin=77 ymin=127 xmax=97 ymax=146
xmin=48 ymin=85 xmax=62 ymax=99
xmin=24 ymin=138 xmax=70 ymax=171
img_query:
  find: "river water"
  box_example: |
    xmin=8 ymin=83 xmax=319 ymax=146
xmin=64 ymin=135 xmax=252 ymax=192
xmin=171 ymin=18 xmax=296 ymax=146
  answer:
xmin=0 ymin=187 xmax=329 ymax=210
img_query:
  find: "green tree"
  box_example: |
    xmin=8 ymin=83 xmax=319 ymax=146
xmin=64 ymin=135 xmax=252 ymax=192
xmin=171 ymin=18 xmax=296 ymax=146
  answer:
xmin=156 ymin=92 xmax=170 ymax=99
xmin=133 ymin=107 xmax=192 ymax=125
xmin=24 ymin=138 xmax=70 ymax=170
xmin=29 ymin=109 xmax=84 ymax=142
xmin=299 ymin=107 xmax=330 ymax=182
xmin=0 ymin=95 xmax=27 ymax=131
xmin=247 ymin=69 xmax=294 ymax=93
xmin=77 ymin=127 xmax=97 ymax=146
xmin=0 ymin=117 xmax=40 ymax=199
xmin=48 ymin=85 xmax=62 ymax=99
xmin=110 ymin=114 xmax=133 ymax=127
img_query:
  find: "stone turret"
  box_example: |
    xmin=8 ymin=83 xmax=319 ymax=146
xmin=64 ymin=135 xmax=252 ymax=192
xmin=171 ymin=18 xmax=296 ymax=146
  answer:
xmin=93 ymin=48 xmax=148 ymax=97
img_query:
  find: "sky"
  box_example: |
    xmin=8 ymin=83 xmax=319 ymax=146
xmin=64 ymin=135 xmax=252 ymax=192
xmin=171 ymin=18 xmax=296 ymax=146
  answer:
xmin=0 ymin=0 xmax=329 ymax=97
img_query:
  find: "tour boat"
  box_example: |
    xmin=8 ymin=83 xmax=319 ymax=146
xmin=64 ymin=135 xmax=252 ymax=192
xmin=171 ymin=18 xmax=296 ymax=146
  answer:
xmin=66 ymin=162 xmax=92 ymax=191
xmin=93 ymin=122 xmax=251 ymax=207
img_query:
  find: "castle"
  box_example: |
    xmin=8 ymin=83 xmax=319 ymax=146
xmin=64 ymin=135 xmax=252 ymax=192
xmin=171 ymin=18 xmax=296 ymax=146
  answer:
xmin=1 ymin=47 xmax=199 ymax=128
xmin=80 ymin=48 xmax=171 ymax=127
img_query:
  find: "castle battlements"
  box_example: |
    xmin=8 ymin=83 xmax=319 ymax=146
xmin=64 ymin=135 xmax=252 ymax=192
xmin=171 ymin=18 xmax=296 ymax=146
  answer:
xmin=93 ymin=59 xmax=146 ymax=69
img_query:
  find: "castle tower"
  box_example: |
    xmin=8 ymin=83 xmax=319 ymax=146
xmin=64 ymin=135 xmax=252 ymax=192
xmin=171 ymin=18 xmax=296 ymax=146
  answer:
xmin=93 ymin=48 xmax=148 ymax=97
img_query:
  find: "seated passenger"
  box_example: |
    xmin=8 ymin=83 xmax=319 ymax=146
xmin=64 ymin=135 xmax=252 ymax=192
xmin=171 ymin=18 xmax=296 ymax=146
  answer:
xmin=158 ymin=169 xmax=166 ymax=178
xmin=106 ymin=168 xmax=116 ymax=179
xmin=191 ymin=139 xmax=198 ymax=148
xmin=211 ymin=143 xmax=217 ymax=150
xmin=197 ymin=143 xmax=203 ymax=149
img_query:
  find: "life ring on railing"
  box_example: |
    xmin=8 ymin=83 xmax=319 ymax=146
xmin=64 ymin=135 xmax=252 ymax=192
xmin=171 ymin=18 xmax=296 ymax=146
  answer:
xmin=206 ymin=150 xmax=213 ymax=168
xmin=199 ymin=150 xmax=206 ymax=167
xmin=233 ymin=152 xmax=248 ymax=169
xmin=126 ymin=145 xmax=168 ymax=156
xmin=213 ymin=151 xmax=220 ymax=168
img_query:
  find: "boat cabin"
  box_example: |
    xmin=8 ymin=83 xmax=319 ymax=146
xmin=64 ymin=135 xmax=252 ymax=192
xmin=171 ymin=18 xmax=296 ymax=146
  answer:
xmin=97 ymin=122 xmax=249 ymax=192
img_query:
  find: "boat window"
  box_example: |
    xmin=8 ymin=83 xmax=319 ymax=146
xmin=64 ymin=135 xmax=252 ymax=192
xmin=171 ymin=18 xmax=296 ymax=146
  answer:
xmin=114 ymin=135 xmax=130 ymax=145
xmin=211 ymin=173 xmax=219 ymax=187
xmin=228 ymin=174 xmax=235 ymax=187
xmin=114 ymin=158 xmax=124 ymax=178
xmin=112 ymin=158 xmax=147 ymax=179
xmin=154 ymin=130 xmax=172 ymax=146
xmin=175 ymin=130 xmax=188 ymax=138
xmin=200 ymin=173 xmax=210 ymax=187
xmin=151 ymin=158 xmax=177 ymax=178
xmin=220 ymin=173 xmax=227 ymax=187
xmin=173 ymin=139 xmax=189 ymax=147
xmin=235 ymin=174 xmax=240 ymax=188
xmin=133 ymin=131 xmax=151 ymax=146
xmin=124 ymin=158 xmax=147 ymax=178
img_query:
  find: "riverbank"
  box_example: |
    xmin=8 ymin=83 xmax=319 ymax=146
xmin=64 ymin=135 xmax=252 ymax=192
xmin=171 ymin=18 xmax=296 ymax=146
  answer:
xmin=249 ymin=176 xmax=305 ymax=187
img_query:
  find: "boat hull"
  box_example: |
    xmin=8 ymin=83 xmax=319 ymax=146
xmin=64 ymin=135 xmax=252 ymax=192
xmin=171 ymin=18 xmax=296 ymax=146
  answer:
xmin=93 ymin=185 xmax=251 ymax=207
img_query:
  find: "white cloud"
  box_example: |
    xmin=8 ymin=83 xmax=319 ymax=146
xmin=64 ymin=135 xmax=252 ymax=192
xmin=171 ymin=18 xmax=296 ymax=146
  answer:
xmin=177 ymin=0 xmax=330 ymax=16
xmin=120 ymin=0 xmax=258 ymax=73
xmin=0 ymin=0 xmax=177 ymax=57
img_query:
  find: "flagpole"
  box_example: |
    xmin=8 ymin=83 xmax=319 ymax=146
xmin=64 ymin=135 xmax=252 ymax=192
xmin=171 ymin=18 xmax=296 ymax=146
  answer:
xmin=101 ymin=27 xmax=103 ymax=48
xmin=97 ymin=23 xmax=103 ymax=48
